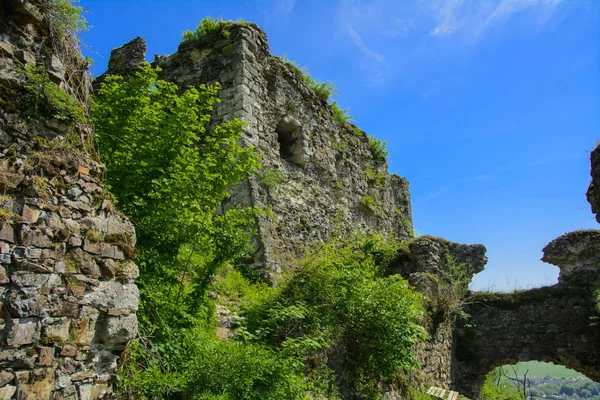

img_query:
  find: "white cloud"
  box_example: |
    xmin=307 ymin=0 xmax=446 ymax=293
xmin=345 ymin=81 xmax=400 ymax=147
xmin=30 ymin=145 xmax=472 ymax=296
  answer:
xmin=273 ymin=0 xmax=296 ymax=20
xmin=429 ymin=0 xmax=465 ymax=37
xmin=428 ymin=0 xmax=565 ymax=40
xmin=346 ymin=24 xmax=386 ymax=64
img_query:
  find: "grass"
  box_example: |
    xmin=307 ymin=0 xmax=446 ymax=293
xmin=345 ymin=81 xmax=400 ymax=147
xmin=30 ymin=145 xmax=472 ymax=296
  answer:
xmin=500 ymin=361 xmax=587 ymax=379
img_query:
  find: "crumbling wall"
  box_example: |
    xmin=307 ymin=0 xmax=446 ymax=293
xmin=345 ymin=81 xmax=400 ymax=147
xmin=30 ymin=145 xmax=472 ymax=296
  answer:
xmin=454 ymin=230 xmax=600 ymax=399
xmin=0 ymin=1 xmax=138 ymax=398
xmin=103 ymin=23 xmax=413 ymax=281
xmin=384 ymin=236 xmax=487 ymax=396
xmin=587 ymin=145 xmax=600 ymax=223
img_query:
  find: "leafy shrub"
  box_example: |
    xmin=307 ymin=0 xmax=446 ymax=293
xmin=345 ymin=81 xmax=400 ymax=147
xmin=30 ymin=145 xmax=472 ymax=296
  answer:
xmin=277 ymin=54 xmax=336 ymax=102
xmin=331 ymin=100 xmax=353 ymax=125
xmin=368 ymin=135 xmax=389 ymax=162
xmin=22 ymin=64 xmax=85 ymax=123
xmin=182 ymin=16 xmax=233 ymax=42
xmin=47 ymin=0 xmax=87 ymax=39
xmin=242 ymin=234 xmax=426 ymax=397
xmin=94 ymin=64 xmax=262 ymax=398
xmin=481 ymin=368 xmax=525 ymax=400
xmin=257 ymin=168 xmax=286 ymax=190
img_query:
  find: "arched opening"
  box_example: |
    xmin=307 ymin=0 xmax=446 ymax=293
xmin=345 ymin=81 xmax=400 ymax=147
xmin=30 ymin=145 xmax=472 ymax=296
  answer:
xmin=480 ymin=361 xmax=599 ymax=400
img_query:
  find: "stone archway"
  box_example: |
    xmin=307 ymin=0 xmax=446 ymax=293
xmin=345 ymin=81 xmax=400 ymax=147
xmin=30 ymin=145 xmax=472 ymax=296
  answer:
xmin=453 ymin=231 xmax=600 ymax=399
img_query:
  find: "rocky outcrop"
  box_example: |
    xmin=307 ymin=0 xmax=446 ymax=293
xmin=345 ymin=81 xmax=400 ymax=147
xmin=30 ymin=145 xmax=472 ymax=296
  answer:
xmin=587 ymin=145 xmax=600 ymax=223
xmin=0 ymin=2 xmax=138 ymax=398
xmin=103 ymin=24 xmax=413 ymax=282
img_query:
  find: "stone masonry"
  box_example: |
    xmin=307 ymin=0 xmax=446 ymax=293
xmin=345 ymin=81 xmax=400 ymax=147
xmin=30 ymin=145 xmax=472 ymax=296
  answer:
xmin=0 ymin=1 xmax=138 ymax=398
xmin=102 ymin=24 xmax=413 ymax=282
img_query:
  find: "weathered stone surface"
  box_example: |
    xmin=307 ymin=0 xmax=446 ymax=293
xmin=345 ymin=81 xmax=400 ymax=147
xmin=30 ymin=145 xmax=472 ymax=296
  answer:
xmin=81 ymin=281 xmax=138 ymax=313
xmin=0 ymin=371 xmax=14 ymax=387
xmin=15 ymin=367 xmax=54 ymax=400
xmin=0 ymin=2 xmax=139 ymax=397
xmin=6 ymin=318 xmax=41 ymax=347
xmin=41 ymin=317 xmax=69 ymax=343
xmin=129 ymin=24 xmax=415 ymax=281
xmin=542 ymin=230 xmax=600 ymax=281
xmin=0 ymin=349 xmax=37 ymax=369
xmin=37 ymin=346 xmax=54 ymax=367
xmin=587 ymin=145 xmax=600 ymax=223
xmin=454 ymin=232 xmax=600 ymax=399
xmin=95 ymin=36 xmax=147 ymax=87
xmin=97 ymin=314 xmax=137 ymax=345
xmin=0 ymin=385 xmax=16 ymax=400
xmin=388 ymin=236 xmax=487 ymax=281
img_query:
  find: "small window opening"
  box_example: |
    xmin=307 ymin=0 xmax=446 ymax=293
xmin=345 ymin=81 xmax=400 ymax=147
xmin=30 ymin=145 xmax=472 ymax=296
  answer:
xmin=276 ymin=120 xmax=299 ymax=162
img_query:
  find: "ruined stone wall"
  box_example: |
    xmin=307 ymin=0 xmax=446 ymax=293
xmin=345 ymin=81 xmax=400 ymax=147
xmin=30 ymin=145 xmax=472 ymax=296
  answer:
xmin=0 ymin=2 xmax=138 ymax=398
xmin=383 ymin=236 xmax=487 ymax=396
xmin=454 ymin=230 xmax=600 ymax=399
xmin=102 ymin=23 xmax=412 ymax=281
xmin=587 ymin=145 xmax=600 ymax=223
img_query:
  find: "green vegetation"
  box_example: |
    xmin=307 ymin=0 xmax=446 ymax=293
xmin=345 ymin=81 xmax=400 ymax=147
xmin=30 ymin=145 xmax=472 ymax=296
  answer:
xmin=94 ymin=63 xmax=425 ymax=399
xmin=364 ymin=165 xmax=388 ymax=186
xmin=257 ymin=168 xmax=286 ymax=190
xmin=361 ymin=194 xmax=379 ymax=210
xmin=21 ymin=64 xmax=85 ymax=124
xmin=278 ymin=54 xmax=336 ymax=102
xmin=46 ymin=0 xmax=87 ymax=39
xmin=368 ymin=135 xmax=389 ymax=162
xmin=481 ymin=367 xmax=525 ymax=400
xmin=501 ymin=361 xmax=583 ymax=378
xmin=240 ymin=234 xmax=426 ymax=398
xmin=181 ymin=16 xmax=235 ymax=42
xmin=331 ymin=100 xmax=353 ymax=124
xmin=94 ymin=64 xmax=262 ymax=398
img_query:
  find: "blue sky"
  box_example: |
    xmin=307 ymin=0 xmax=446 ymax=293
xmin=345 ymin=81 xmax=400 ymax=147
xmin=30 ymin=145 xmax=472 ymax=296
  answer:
xmin=81 ymin=0 xmax=600 ymax=291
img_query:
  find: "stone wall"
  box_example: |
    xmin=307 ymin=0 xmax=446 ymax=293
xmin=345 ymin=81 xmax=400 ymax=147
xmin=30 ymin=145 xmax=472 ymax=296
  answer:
xmin=0 ymin=2 xmax=138 ymax=398
xmin=454 ymin=230 xmax=600 ymax=399
xmin=103 ymin=23 xmax=413 ymax=282
xmin=384 ymin=236 xmax=487 ymax=397
xmin=587 ymin=145 xmax=600 ymax=223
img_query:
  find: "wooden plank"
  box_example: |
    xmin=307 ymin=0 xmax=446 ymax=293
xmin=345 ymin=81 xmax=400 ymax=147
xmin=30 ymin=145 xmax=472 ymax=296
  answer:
xmin=439 ymin=389 xmax=446 ymax=398
xmin=447 ymin=391 xmax=459 ymax=400
xmin=427 ymin=387 xmax=434 ymax=395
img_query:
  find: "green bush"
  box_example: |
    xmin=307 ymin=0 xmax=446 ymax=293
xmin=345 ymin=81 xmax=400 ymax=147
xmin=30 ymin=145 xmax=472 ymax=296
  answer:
xmin=481 ymin=368 xmax=525 ymax=400
xmin=368 ymin=135 xmax=389 ymax=162
xmin=277 ymin=54 xmax=336 ymax=102
xmin=22 ymin=64 xmax=85 ymax=123
xmin=257 ymin=168 xmax=286 ymax=190
xmin=94 ymin=64 xmax=263 ymax=398
xmin=242 ymin=234 xmax=426 ymax=397
xmin=47 ymin=0 xmax=87 ymax=39
xmin=331 ymin=100 xmax=353 ymax=125
xmin=182 ymin=16 xmax=233 ymax=42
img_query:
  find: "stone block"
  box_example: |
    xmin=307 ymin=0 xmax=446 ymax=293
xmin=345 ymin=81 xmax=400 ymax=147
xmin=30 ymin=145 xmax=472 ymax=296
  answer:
xmin=41 ymin=317 xmax=69 ymax=343
xmin=0 ymin=267 xmax=8 ymax=285
xmin=82 ymin=282 xmax=138 ymax=313
xmin=37 ymin=346 xmax=54 ymax=367
xmin=70 ymin=315 xmax=97 ymax=345
xmin=20 ymin=206 xmax=40 ymax=224
xmin=0 ymin=225 xmax=15 ymax=244
xmin=0 ymin=349 xmax=37 ymax=369
xmin=15 ymin=367 xmax=55 ymax=400
xmin=6 ymin=318 xmax=41 ymax=347
xmin=0 ymin=370 xmax=14 ymax=387
xmin=60 ymin=345 xmax=77 ymax=357
xmin=97 ymin=314 xmax=137 ymax=345
xmin=0 ymin=385 xmax=16 ymax=400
